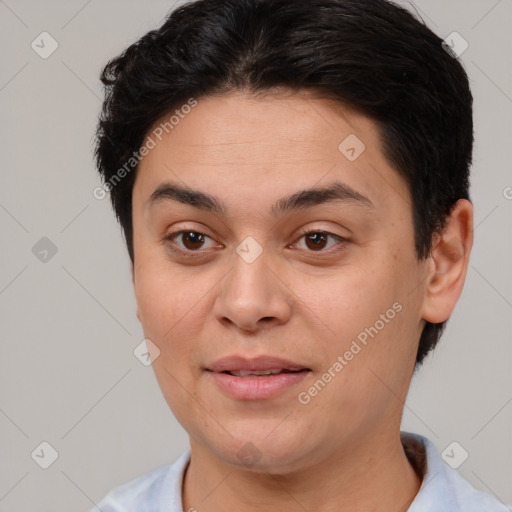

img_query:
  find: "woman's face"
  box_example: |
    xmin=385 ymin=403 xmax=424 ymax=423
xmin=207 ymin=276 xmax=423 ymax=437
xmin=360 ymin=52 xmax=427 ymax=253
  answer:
xmin=131 ymin=90 xmax=429 ymax=473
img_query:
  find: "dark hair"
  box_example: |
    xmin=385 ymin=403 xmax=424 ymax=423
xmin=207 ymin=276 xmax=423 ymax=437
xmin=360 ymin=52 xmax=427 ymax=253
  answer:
xmin=95 ymin=0 xmax=473 ymax=367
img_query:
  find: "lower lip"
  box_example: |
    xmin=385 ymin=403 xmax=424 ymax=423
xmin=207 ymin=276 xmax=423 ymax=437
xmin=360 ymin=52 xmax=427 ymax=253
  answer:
xmin=207 ymin=370 xmax=310 ymax=400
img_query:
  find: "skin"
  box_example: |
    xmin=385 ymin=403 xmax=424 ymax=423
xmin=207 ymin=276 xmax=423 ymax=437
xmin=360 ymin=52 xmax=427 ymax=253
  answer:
xmin=130 ymin=89 xmax=473 ymax=512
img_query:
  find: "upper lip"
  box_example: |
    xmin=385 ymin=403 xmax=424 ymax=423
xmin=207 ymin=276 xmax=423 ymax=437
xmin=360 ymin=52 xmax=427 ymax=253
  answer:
xmin=206 ymin=355 xmax=310 ymax=373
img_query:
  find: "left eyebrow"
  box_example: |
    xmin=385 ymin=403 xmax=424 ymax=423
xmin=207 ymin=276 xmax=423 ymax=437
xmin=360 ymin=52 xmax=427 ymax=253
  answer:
xmin=270 ymin=180 xmax=374 ymax=215
xmin=146 ymin=180 xmax=374 ymax=216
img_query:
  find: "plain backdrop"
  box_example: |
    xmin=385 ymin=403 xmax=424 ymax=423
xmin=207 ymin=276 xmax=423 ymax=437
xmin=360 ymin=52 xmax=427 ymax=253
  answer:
xmin=0 ymin=1 xmax=511 ymax=510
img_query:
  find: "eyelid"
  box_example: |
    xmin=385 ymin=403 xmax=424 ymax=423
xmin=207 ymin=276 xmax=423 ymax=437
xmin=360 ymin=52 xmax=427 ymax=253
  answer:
xmin=164 ymin=229 xmax=221 ymax=255
xmin=294 ymin=225 xmax=348 ymax=239
xmin=290 ymin=228 xmax=348 ymax=253
xmin=164 ymin=227 xmax=349 ymax=256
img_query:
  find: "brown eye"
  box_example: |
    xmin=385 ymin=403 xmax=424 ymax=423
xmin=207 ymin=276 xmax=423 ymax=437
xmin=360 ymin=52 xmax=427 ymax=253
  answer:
xmin=294 ymin=231 xmax=347 ymax=253
xmin=180 ymin=231 xmax=206 ymax=250
xmin=166 ymin=230 xmax=217 ymax=252
xmin=304 ymin=232 xmax=329 ymax=250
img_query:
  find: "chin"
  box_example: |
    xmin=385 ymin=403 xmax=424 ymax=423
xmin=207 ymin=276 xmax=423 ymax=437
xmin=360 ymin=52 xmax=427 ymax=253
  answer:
xmin=205 ymin=429 xmax=312 ymax=474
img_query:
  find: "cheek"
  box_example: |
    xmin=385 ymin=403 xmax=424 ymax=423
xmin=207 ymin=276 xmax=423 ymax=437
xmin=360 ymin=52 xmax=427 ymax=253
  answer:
xmin=133 ymin=259 xmax=199 ymax=352
xmin=291 ymin=250 xmax=418 ymax=385
xmin=134 ymin=240 xmax=203 ymax=321
xmin=289 ymin=258 xmax=401 ymax=341
xmin=134 ymin=263 xmax=207 ymax=417
xmin=133 ymin=256 xmax=233 ymax=385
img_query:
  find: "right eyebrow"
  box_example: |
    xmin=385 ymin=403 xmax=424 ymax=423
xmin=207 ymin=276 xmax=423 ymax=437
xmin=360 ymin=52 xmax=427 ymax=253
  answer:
xmin=147 ymin=182 xmax=226 ymax=215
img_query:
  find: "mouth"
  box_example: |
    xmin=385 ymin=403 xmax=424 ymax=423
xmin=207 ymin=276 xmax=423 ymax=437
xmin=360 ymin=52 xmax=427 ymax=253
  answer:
xmin=204 ymin=355 xmax=311 ymax=400
xmin=218 ymin=368 xmax=310 ymax=377
xmin=205 ymin=354 xmax=311 ymax=374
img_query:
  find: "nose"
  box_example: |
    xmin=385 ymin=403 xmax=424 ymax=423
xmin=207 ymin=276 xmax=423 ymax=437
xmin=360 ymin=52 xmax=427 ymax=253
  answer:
xmin=212 ymin=245 xmax=293 ymax=333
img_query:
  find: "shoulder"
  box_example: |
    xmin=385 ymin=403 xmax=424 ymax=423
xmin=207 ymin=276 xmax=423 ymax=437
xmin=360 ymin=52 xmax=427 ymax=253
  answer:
xmin=402 ymin=431 xmax=510 ymax=512
xmin=90 ymin=450 xmax=190 ymax=512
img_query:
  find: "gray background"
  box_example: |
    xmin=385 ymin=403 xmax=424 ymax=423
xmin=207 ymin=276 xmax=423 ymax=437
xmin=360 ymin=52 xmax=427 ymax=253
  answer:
xmin=0 ymin=0 xmax=510 ymax=510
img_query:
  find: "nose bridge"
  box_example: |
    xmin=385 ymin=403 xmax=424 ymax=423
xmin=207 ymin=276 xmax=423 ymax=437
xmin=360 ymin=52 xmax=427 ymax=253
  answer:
xmin=231 ymin=245 xmax=269 ymax=297
xmin=213 ymin=239 xmax=291 ymax=330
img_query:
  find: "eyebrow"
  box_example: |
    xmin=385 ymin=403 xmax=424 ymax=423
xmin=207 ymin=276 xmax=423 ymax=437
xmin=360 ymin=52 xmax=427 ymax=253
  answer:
xmin=147 ymin=180 xmax=374 ymax=216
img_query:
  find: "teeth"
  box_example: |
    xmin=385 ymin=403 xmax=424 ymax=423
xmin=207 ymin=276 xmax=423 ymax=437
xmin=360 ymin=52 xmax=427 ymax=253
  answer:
xmin=229 ymin=369 xmax=284 ymax=377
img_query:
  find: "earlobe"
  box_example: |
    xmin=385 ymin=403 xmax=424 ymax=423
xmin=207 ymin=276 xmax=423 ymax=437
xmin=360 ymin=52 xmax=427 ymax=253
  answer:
xmin=421 ymin=199 xmax=474 ymax=324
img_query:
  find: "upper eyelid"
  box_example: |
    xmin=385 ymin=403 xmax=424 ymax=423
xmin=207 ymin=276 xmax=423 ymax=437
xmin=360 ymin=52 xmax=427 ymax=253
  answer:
xmin=167 ymin=230 xmax=218 ymax=246
xmin=166 ymin=229 xmax=346 ymax=251
xmin=290 ymin=231 xmax=346 ymax=250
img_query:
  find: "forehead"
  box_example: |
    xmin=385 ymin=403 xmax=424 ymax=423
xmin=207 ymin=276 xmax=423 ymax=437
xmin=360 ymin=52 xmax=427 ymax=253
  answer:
xmin=133 ymin=91 xmax=411 ymax=217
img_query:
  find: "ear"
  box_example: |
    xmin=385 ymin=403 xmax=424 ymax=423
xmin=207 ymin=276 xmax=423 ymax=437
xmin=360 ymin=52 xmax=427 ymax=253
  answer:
xmin=421 ymin=199 xmax=473 ymax=324
xmin=131 ymin=262 xmax=142 ymax=323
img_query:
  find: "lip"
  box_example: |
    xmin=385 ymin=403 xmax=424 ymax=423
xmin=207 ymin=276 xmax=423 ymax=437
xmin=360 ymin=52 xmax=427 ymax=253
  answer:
xmin=205 ymin=355 xmax=311 ymax=400
xmin=205 ymin=355 xmax=309 ymax=373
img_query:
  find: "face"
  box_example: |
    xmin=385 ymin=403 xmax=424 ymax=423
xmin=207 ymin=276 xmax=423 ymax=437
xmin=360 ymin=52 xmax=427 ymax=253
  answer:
xmin=131 ymin=90 xmax=429 ymax=473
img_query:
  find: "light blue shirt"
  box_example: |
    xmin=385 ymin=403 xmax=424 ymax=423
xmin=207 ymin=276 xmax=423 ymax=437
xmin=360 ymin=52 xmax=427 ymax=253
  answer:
xmin=91 ymin=432 xmax=510 ymax=511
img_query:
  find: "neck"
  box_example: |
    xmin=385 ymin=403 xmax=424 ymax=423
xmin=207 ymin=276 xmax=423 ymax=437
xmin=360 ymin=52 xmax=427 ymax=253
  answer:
xmin=182 ymin=431 xmax=422 ymax=512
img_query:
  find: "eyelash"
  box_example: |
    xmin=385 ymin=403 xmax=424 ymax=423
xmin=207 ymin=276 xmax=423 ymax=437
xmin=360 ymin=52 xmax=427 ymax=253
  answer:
xmin=164 ymin=229 xmax=348 ymax=257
